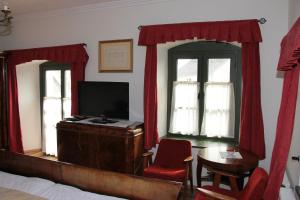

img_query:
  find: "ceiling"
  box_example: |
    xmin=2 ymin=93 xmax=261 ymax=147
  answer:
xmin=2 ymin=0 xmax=120 ymax=15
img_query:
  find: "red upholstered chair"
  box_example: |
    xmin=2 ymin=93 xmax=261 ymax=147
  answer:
xmin=143 ymin=138 xmax=193 ymax=192
xmin=194 ymin=167 xmax=268 ymax=200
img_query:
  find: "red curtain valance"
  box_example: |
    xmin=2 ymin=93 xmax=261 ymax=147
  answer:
xmin=7 ymin=44 xmax=88 ymax=66
xmin=277 ymin=18 xmax=300 ymax=71
xmin=138 ymin=19 xmax=262 ymax=45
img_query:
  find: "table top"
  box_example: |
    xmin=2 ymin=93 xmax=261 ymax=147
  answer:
xmin=197 ymin=146 xmax=259 ymax=174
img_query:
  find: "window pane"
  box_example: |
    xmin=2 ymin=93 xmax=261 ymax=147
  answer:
xmin=63 ymin=98 xmax=71 ymax=118
xmin=65 ymin=70 xmax=71 ymax=98
xmin=46 ymin=70 xmax=61 ymax=97
xmin=208 ymin=59 xmax=230 ymax=82
xmin=177 ymin=59 xmax=198 ymax=81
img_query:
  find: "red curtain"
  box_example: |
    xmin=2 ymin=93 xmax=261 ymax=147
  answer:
xmin=263 ymin=17 xmax=300 ymax=200
xmin=143 ymin=45 xmax=159 ymax=149
xmin=6 ymin=44 xmax=89 ymax=153
xmin=139 ymin=19 xmax=265 ymax=158
xmin=240 ymin=43 xmax=265 ymax=159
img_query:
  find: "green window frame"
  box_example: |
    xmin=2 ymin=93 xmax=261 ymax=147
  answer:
xmin=167 ymin=41 xmax=242 ymax=143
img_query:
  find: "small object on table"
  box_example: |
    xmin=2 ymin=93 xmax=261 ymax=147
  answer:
xmin=219 ymin=151 xmax=243 ymax=159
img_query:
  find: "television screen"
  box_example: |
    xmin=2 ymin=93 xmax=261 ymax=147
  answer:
xmin=78 ymin=81 xmax=129 ymax=119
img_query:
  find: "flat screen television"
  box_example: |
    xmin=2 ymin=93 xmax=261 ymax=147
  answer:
xmin=78 ymin=81 xmax=129 ymax=120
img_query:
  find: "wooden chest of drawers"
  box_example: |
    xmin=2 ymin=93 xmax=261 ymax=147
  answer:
xmin=57 ymin=120 xmax=144 ymax=175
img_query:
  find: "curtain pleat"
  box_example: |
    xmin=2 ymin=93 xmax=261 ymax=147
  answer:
xmin=6 ymin=43 xmax=89 ymax=153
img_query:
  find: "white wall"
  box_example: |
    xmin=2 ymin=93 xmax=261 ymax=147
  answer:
xmin=289 ymin=0 xmax=300 ymax=28
xmin=16 ymin=60 xmax=46 ymax=151
xmin=157 ymin=44 xmax=168 ymax=138
xmin=0 ymin=0 xmax=289 ymax=174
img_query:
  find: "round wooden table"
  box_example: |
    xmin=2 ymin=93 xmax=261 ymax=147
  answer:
xmin=197 ymin=146 xmax=259 ymax=190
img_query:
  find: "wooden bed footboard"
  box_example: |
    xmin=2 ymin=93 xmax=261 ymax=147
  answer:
xmin=0 ymin=150 xmax=182 ymax=200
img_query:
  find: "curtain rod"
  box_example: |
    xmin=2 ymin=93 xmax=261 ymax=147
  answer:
xmin=258 ymin=18 xmax=267 ymax=24
xmin=137 ymin=18 xmax=267 ymax=30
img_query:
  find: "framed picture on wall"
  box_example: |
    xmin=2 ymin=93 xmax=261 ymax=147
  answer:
xmin=98 ymin=39 xmax=133 ymax=72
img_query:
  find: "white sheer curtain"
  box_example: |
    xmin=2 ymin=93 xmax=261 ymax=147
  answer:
xmin=201 ymin=82 xmax=235 ymax=138
xmin=42 ymin=70 xmax=71 ymax=156
xmin=169 ymin=81 xmax=199 ymax=135
xmin=42 ymin=98 xmax=61 ymax=156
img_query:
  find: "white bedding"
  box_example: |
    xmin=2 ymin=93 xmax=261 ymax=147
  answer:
xmin=0 ymin=171 xmax=126 ymax=200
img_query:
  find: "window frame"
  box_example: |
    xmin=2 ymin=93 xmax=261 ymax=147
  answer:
xmin=167 ymin=41 xmax=241 ymax=143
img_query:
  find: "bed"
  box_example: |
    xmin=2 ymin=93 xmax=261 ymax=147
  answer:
xmin=0 ymin=150 xmax=182 ymax=200
xmin=0 ymin=171 xmax=123 ymax=200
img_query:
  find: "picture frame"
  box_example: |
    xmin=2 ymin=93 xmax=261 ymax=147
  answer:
xmin=98 ymin=39 xmax=133 ymax=72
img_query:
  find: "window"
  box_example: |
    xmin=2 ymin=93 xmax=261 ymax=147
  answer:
xmin=40 ymin=61 xmax=71 ymax=156
xmin=167 ymin=41 xmax=241 ymax=142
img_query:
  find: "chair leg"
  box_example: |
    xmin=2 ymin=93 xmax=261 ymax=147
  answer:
xmin=183 ymin=179 xmax=188 ymax=199
xmin=188 ymin=160 xmax=194 ymax=193
xmin=189 ymin=173 xmax=194 ymax=193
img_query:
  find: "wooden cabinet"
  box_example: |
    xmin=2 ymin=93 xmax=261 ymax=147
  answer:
xmin=57 ymin=120 xmax=144 ymax=175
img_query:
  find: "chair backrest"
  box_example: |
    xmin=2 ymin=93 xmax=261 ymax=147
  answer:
xmin=154 ymin=139 xmax=192 ymax=169
xmin=240 ymin=167 xmax=268 ymax=200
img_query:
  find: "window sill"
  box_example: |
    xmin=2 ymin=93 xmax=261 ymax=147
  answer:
xmin=163 ymin=135 xmax=238 ymax=149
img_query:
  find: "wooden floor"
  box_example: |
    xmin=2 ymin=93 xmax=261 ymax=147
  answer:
xmin=24 ymin=150 xmax=57 ymax=161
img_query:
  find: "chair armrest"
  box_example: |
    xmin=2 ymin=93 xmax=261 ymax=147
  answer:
xmin=142 ymin=151 xmax=154 ymax=169
xmin=196 ymin=188 xmax=237 ymax=200
xmin=184 ymin=155 xmax=193 ymax=163
xmin=142 ymin=151 xmax=154 ymax=158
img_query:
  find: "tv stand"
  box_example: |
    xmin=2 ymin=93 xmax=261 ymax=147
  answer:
xmin=57 ymin=120 xmax=144 ymax=175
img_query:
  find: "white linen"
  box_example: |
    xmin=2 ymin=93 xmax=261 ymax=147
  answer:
xmin=40 ymin=184 xmax=123 ymax=200
xmin=0 ymin=171 xmax=125 ymax=200
xmin=0 ymin=171 xmax=55 ymax=195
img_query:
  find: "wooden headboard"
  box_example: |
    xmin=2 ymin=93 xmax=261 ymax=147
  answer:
xmin=0 ymin=150 xmax=182 ymax=200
